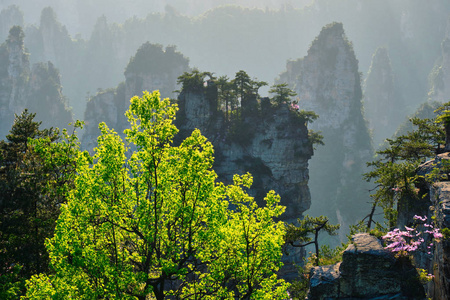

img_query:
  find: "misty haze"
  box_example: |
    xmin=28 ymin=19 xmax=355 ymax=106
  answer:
xmin=1 ymin=1 xmax=450 ymax=299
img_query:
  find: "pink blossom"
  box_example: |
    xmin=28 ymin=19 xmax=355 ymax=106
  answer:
xmin=414 ymin=215 xmax=427 ymax=222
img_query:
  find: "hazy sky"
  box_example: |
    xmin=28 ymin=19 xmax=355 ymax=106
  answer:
xmin=1 ymin=0 xmax=312 ymax=37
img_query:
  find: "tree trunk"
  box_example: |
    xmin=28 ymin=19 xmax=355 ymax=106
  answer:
xmin=445 ymin=122 xmax=450 ymax=152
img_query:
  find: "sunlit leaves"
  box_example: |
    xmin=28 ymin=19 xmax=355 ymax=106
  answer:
xmin=25 ymin=90 xmax=288 ymax=299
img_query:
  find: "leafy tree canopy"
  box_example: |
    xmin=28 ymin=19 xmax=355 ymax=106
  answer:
xmin=25 ymin=91 xmax=289 ymax=300
xmin=0 ymin=110 xmax=80 ymax=299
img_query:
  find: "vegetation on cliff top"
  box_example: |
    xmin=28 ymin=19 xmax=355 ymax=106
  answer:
xmin=22 ymin=91 xmax=289 ymax=299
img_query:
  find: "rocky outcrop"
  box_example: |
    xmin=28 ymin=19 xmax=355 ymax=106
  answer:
xmin=83 ymin=73 xmax=313 ymax=224
xmin=279 ymin=22 xmax=372 ymax=234
xmin=27 ymin=61 xmax=74 ymax=130
xmin=413 ymin=155 xmax=450 ymax=300
xmin=0 ymin=25 xmax=29 ymax=138
xmin=308 ymin=233 xmax=425 ymax=299
xmin=364 ymin=47 xmax=404 ymax=147
xmin=0 ymin=26 xmax=72 ymax=138
xmin=23 ymin=7 xmax=85 ymax=118
xmin=0 ymin=26 xmax=29 ymax=131
xmin=24 ymin=7 xmax=73 ymax=66
xmin=175 ymin=89 xmax=313 ymax=221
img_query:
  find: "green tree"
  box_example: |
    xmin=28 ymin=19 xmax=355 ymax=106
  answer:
xmin=25 ymin=91 xmax=289 ymax=300
xmin=364 ymin=107 xmax=446 ymax=228
xmin=269 ymin=83 xmax=297 ymax=106
xmin=0 ymin=110 xmax=80 ymax=299
xmin=284 ymin=215 xmax=340 ymax=267
xmin=435 ymin=101 xmax=450 ymax=151
xmin=216 ymin=75 xmax=235 ymax=121
xmin=232 ymin=70 xmax=252 ymax=103
xmin=177 ymin=69 xmax=209 ymax=92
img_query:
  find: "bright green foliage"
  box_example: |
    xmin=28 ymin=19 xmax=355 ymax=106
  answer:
xmin=25 ymin=91 xmax=288 ymax=300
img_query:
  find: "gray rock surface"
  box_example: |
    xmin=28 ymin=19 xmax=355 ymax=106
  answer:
xmin=426 ymin=182 xmax=450 ymax=300
xmin=307 ymin=233 xmax=425 ymax=300
xmin=176 ymin=88 xmax=313 ymax=222
xmin=363 ymin=47 xmax=404 ymax=147
xmin=428 ymin=17 xmax=450 ymax=104
xmin=278 ymin=22 xmax=372 ymax=234
xmin=394 ymin=156 xmax=450 ymax=299
xmin=0 ymin=26 xmax=72 ymax=138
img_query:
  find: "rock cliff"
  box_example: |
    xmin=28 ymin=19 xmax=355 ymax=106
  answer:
xmin=175 ymin=88 xmax=313 ymax=221
xmin=308 ymin=233 xmax=425 ymax=299
xmin=279 ymin=22 xmax=372 ymax=234
xmin=23 ymin=7 xmax=85 ymax=118
xmin=364 ymin=47 xmax=404 ymax=147
xmin=412 ymin=154 xmax=450 ymax=300
xmin=0 ymin=26 xmax=72 ymax=138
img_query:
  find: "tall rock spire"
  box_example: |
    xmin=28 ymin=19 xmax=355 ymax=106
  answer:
xmin=364 ymin=47 xmax=404 ymax=147
xmin=428 ymin=16 xmax=450 ymax=104
xmin=279 ymin=22 xmax=372 ymax=235
xmin=0 ymin=26 xmax=72 ymax=138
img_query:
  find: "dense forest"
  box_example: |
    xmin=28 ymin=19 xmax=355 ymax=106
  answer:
xmin=2 ymin=1 xmax=450 ymax=299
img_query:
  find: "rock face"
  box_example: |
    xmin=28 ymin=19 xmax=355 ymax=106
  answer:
xmin=23 ymin=7 xmax=85 ymax=118
xmin=0 ymin=26 xmax=72 ymax=138
xmin=429 ymin=182 xmax=450 ymax=300
xmin=176 ymin=89 xmax=313 ymax=221
xmin=279 ymin=22 xmax=372 ymax=233
xmin=364 ymin=47 xmax=404 ymax=147
xmin=308 ymin=233 xmax=425 ymax=299
xmin=413 ymin=155 xmax=450 ymax=300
